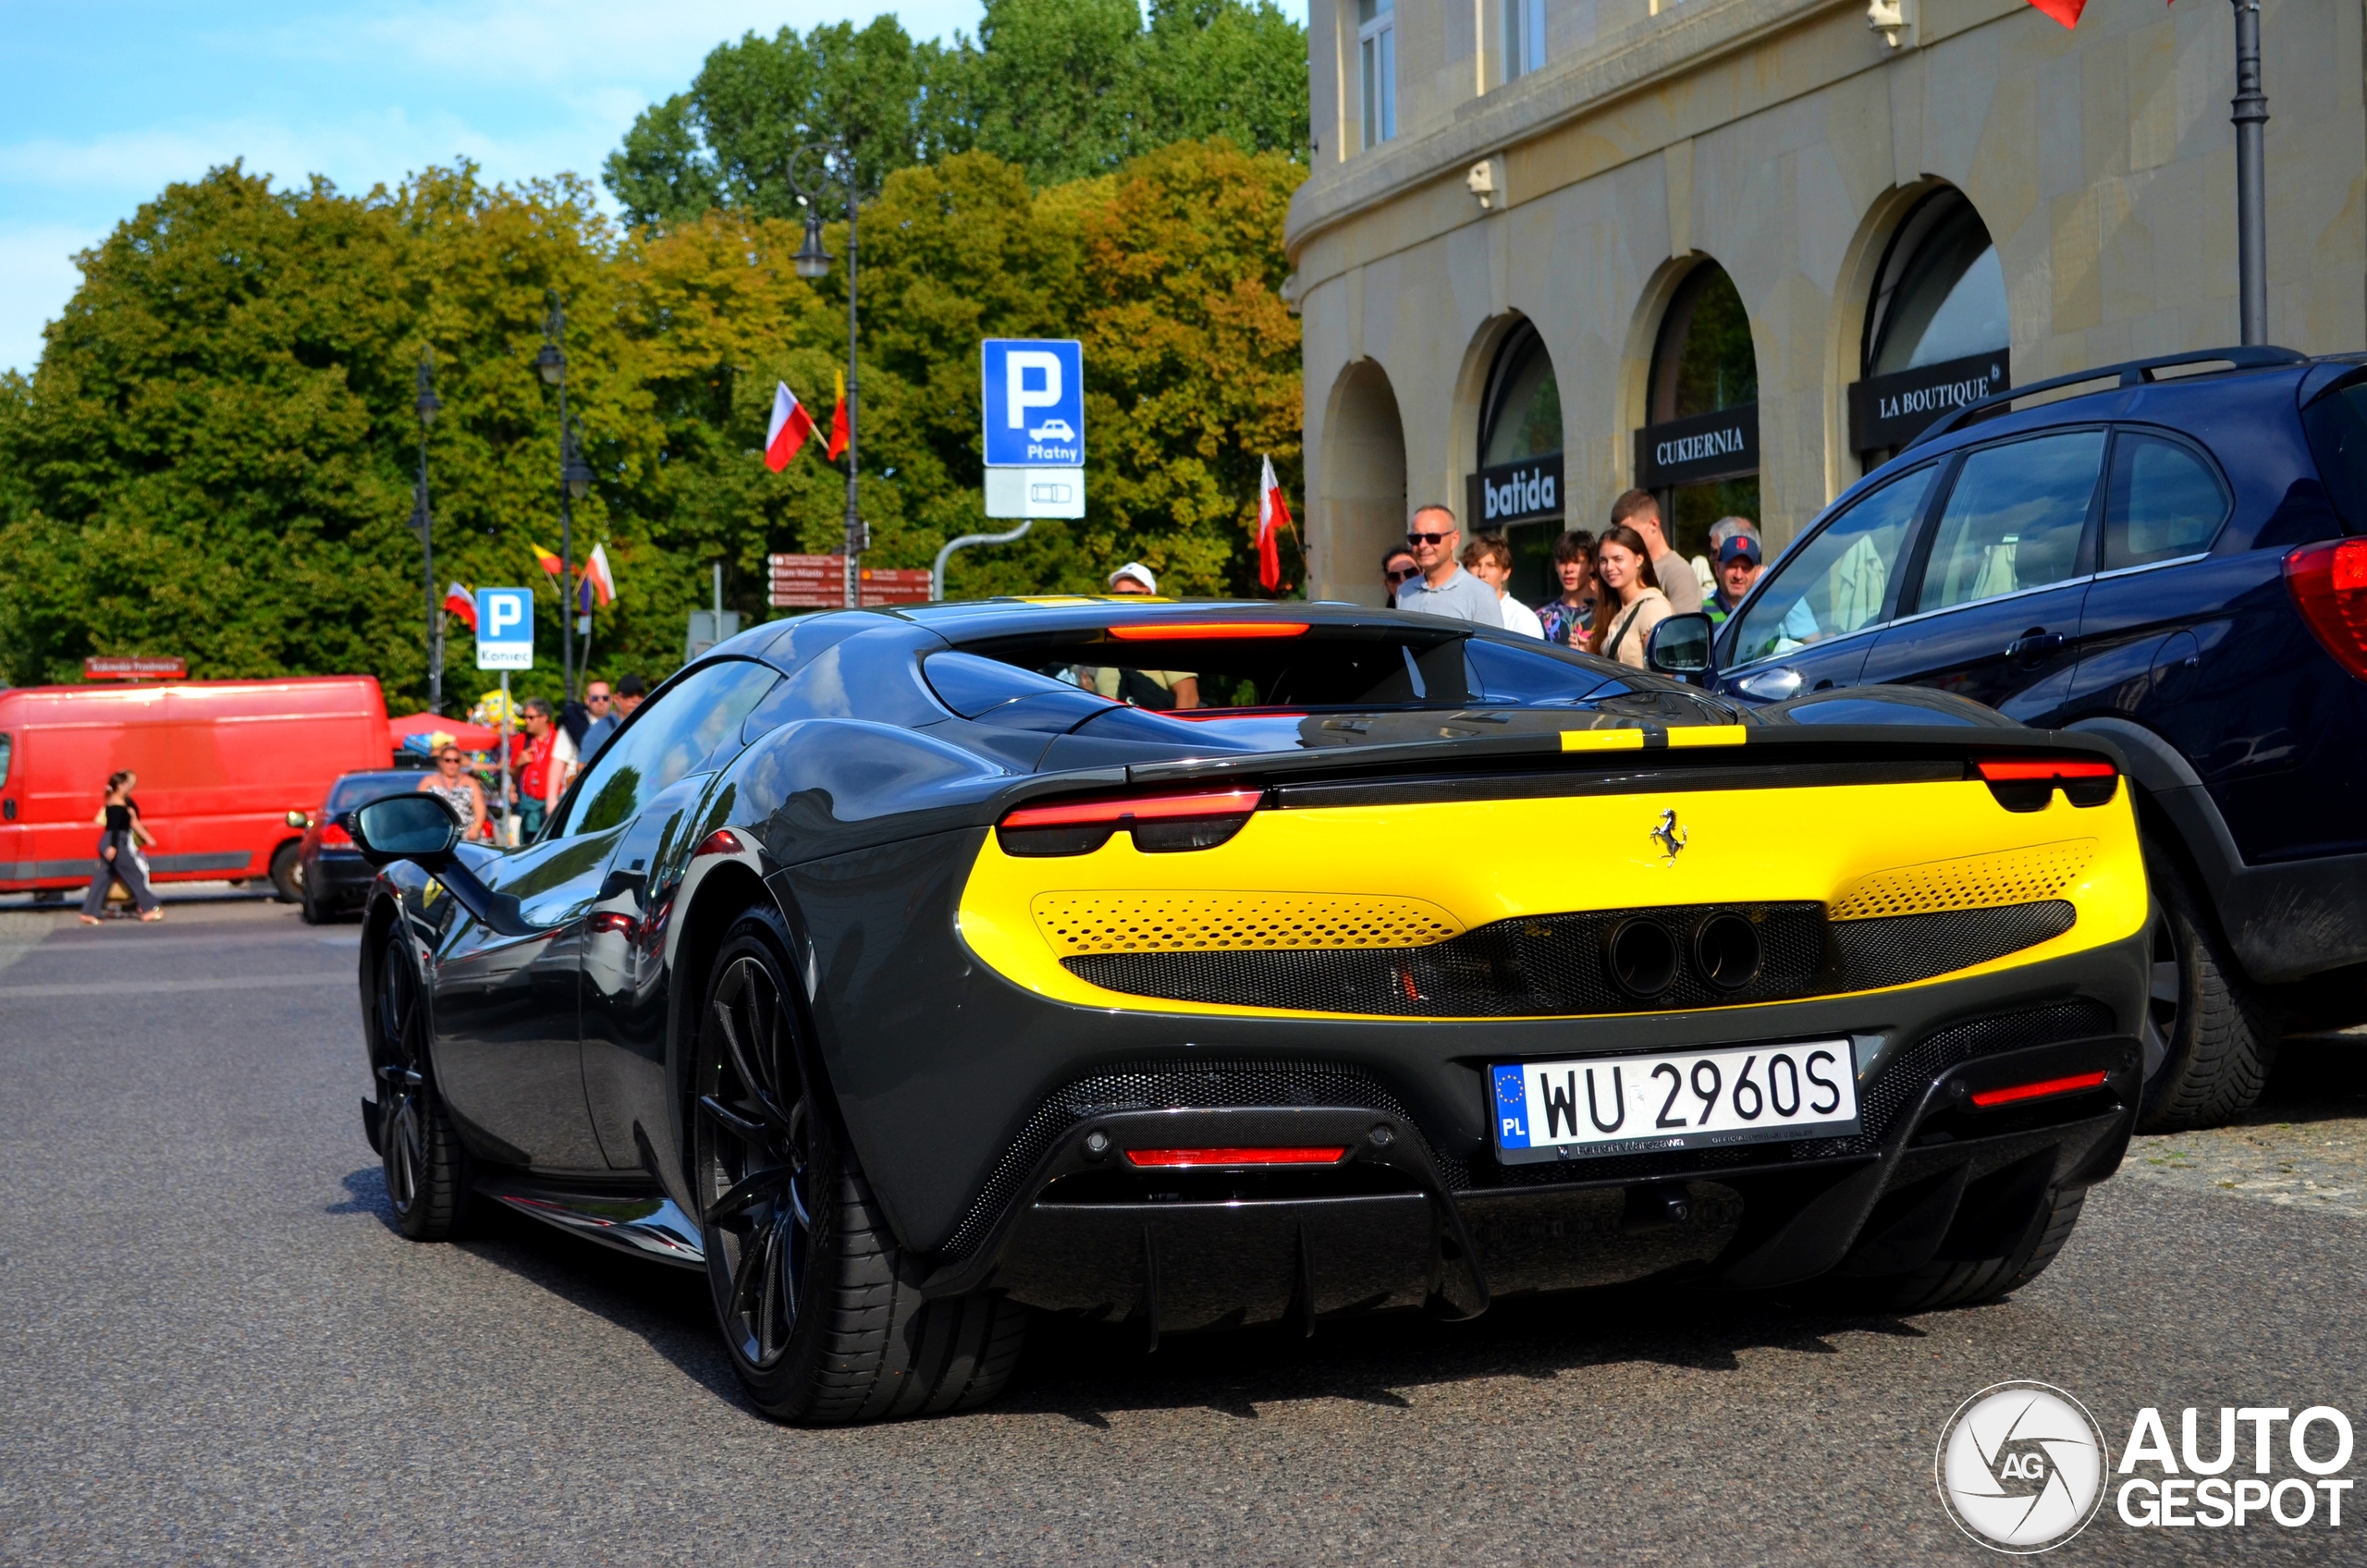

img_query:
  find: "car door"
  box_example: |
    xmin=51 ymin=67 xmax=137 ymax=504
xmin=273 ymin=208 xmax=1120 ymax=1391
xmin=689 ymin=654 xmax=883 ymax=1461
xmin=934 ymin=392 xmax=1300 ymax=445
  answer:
xmin=571 ymin=659 xmax=779 ymax=1169
xmin=1716 ymin=462 xmax=1938 ymax=703
xmin=1859 ymin=427 xmax=2107 ymax=722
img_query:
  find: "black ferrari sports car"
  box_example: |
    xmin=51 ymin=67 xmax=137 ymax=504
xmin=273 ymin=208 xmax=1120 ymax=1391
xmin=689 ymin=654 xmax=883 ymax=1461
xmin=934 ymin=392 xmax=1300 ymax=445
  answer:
xmin=347 ymin=598 xmax=2148 ymax=1423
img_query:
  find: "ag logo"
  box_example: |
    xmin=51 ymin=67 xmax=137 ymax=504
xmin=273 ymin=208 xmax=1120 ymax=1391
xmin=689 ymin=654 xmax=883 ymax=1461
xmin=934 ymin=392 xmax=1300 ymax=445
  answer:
xmin=1936 ymin=1381 xmax=2109 ymax=1553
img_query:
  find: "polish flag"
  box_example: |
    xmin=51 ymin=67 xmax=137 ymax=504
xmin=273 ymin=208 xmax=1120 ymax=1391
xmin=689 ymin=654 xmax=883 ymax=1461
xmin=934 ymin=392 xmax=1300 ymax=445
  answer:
xmin=828 ymin=368 xmax=850 ymax=462
xmin=765 ymin=382 xmax=818 ymax=472
xmin=1257 ymin=454 xmax=1293 ymax=593
xmin=443 ymin=582 xmax=477 ymax=630
xmin=583 ymin=542 xmax=617 ymax=606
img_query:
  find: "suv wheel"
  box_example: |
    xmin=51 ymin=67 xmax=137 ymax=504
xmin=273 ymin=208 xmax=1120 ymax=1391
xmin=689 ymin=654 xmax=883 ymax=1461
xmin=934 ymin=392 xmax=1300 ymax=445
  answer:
xmin=2137 ymin=840 xmax=2278 ymax=1132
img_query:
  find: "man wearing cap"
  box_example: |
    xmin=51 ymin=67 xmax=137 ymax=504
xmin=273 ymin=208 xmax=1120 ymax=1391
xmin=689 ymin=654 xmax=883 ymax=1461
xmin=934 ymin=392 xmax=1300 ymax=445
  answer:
xmin=1710 ymin=533 xmax=1763 ymax=624
xmin=1098 ymin=563 xmax=1199 ymax=708
xmin=1392 ymin=505 xmax=1502 ymax=626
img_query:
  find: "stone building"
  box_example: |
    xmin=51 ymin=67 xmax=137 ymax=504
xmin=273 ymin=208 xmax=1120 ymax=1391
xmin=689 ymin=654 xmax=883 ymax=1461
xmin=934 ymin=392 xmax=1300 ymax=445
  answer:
xmin=1285 ymin=0 xmax=2367 ymax=605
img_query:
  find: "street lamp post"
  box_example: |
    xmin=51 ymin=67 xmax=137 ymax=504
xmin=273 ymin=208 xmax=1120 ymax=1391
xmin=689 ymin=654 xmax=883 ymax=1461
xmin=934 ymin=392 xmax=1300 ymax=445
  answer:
xmin=534 ymin=293 xmax=585 ymax=699
xmin=2229 ymin=0 xmax=2270 ymax=347
xmin=790 ymin=142 xmax=865 ymax=610
xmin=412 ymin=351 xmax=442 ymax=713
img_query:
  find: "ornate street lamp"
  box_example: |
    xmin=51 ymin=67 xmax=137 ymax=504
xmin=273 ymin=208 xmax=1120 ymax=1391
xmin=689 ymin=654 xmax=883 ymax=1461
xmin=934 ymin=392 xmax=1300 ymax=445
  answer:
xmin=412 ymin=350 xmax=443 ymax=713
xmin=787 ymin=141 xmax=865 ymax=609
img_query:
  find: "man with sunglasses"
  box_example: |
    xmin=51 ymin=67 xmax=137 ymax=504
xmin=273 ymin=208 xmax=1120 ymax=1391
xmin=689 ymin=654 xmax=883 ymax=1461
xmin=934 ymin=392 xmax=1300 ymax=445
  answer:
xmin=1392 ymin=506 xmax=1501 ymax=625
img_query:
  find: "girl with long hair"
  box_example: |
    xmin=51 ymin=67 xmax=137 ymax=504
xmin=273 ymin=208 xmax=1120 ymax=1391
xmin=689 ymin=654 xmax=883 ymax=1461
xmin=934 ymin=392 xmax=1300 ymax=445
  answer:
xmin=80 ymin=769 xmax=163 ymax=924
xmin=1590 ymin=524 xmax=1673 ymax=669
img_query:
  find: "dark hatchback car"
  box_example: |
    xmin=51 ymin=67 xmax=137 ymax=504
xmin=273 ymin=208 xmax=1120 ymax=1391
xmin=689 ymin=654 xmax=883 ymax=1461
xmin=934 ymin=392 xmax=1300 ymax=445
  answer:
xmin=292 ymin=768 xmax=429 ymax=923
xmin=1680 ymin=346 xmax=2367 ymax=1131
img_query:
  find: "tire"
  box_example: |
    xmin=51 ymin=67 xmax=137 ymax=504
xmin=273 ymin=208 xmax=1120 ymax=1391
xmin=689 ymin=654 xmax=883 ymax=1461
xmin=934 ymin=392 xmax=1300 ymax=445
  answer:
xmin=692 ymin=906 xmax=1028 ymax=1424
xmin=1821 ymin=1184 xmax=2090 ymax=1314
xmin=299 ymin=882 xmax=325 ymax=925
xmin=371 ymin=930 xmax=472 ymax=1241
xmin=268 ymin=841 xmax=302 ymax=904
xmin=2136 ymin=839 xmax=2277 ymax=1133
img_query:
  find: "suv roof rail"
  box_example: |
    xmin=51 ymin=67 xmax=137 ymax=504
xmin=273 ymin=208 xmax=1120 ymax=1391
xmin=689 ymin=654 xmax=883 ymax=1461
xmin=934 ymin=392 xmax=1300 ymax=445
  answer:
xmin=1903 ymin=344 xmax=2311 ymax=451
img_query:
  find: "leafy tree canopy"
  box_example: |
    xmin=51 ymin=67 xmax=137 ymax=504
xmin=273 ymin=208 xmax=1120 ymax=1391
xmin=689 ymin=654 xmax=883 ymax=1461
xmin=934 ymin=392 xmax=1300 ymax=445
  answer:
xmin=605 ymin=0 xmax=1308 ymax=218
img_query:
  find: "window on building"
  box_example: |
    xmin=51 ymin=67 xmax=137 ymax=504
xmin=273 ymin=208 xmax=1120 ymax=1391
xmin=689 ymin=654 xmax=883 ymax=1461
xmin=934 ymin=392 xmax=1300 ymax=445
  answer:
xmin=1476 ymin=322 xmax=1565 ymax=604
xmin=1503 ymin=0 xmax=1547 ymax=82
xmin=1865 ymin=191 xmax=2007 ymax=378
xmin=1648 ymin=262 xmax=1760 ymax=558
xmin=1359 ymin=0 xmax=1396 ymax=148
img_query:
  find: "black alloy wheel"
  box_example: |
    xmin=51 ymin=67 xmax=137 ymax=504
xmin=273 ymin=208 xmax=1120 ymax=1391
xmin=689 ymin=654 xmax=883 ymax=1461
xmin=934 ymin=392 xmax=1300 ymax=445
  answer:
xmin=693 ymin=907 xmax=1028 ymax=1424
xmin=372 ymin=931 xmax=472 ymax=1240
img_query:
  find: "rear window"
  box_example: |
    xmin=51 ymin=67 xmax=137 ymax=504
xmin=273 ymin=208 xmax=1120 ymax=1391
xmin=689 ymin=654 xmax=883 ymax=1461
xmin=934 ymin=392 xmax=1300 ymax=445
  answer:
xmin=2303 ymin=379 xmax=2367 ymax=528
xmin=956 ymin=622 xmax=1618 ymax=713
xmin=325 ymin=772 xmax=426 ymax=813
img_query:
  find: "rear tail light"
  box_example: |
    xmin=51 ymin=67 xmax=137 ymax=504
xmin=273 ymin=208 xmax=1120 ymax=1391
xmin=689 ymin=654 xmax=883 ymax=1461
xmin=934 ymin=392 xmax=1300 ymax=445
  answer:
xmin=1968 ymin=1069 xmax=2110 ymax=1109
xmin=997 ymin=788 xmax=1263 ymax=856
xmin=318 ymin=822 xmax=353 ymax=847
xmin=1123 ymin=1145 xmax=1348 ymax=1168
xmin=2285 ymin=537 xmax=2367 ymax=682
xmin=1975 ymin=755 xmax=2118 ymax=812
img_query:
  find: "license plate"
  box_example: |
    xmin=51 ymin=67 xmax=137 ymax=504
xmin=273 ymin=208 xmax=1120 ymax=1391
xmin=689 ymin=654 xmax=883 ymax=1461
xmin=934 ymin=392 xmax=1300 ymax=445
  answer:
xmin=1491 ymin=1040 xmax=1860 ymax=1164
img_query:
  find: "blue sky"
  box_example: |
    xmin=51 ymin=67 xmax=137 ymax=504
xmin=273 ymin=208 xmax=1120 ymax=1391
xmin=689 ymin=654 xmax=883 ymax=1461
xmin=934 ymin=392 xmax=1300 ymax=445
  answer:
xmin=2 ymin=1 xmax=1303 ymax=376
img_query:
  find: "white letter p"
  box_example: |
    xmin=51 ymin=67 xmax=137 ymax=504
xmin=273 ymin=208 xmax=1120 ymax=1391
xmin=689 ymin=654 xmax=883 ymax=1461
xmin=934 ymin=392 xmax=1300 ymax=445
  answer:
xmin=1007 ymin=350 xmax=1061 ymax=428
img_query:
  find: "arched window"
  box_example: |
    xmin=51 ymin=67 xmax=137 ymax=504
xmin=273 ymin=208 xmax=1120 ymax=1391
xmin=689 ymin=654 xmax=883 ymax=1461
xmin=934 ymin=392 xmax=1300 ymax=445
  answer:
xmin=1467 ymin=321 xmax=1564 ymax=605
xmin=1849 ymin=190 xmax=2011 ymax=456
xmin=1634 ymin=262 xmax=1760 ymax=560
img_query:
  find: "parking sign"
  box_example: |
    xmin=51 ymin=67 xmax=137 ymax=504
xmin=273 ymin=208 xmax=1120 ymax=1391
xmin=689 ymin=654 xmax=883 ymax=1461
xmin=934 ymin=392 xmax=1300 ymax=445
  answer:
xmin=981 ymin=339 xmax=1084 ymax=466
xmin=475 ymin=587 xmax=533 ymax=670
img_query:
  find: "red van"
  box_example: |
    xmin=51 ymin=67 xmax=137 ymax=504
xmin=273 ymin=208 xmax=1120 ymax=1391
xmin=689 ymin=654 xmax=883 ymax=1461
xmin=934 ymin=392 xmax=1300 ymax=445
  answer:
xmin=0 ymin=676 xmax=391 ymax=900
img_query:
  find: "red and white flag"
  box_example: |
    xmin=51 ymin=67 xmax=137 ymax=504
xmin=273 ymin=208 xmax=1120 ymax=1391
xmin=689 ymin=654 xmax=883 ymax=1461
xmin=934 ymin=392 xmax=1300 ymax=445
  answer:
xmin=765 ymin=381 xmax=818 ymax=472
xmin=442 ymin=582 xmax=477 ymax=630
xmin=583 ymin=542 xmax=617 ymax=606
xmin=1257 ymin=454 xmax=1294 ymax=593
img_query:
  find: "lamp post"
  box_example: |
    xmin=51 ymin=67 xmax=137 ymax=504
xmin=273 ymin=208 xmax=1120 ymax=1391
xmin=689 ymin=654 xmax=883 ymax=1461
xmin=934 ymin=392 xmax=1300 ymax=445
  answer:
xmin=534 ymin=293 xmax=584 ymax=699
xmin=2229 ymin=0 xmax=2270 ymax=347
xmin=412 ymin=350 xmax=442 ymax=713
xmin=789 ymin=142 xmax=865 ymax=610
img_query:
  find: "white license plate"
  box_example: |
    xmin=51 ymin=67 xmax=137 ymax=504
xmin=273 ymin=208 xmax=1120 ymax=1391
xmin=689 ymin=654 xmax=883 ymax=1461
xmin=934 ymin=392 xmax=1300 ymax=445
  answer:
xmin=1491 ymin=1040 xmax=1860 ymax=1164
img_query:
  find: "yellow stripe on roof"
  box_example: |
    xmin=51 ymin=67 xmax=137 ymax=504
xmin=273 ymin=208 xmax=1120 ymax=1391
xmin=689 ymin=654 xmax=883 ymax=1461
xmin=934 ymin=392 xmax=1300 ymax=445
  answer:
xmin=1560 ymin=729 xmax=1647 ymax=752
xmin=1665 ymin=726 xmax=1748 ymax=748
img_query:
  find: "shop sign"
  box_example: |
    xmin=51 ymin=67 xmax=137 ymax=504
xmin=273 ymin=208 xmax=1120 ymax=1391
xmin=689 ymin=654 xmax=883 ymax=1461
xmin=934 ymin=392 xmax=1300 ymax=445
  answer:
xmin=1634 ymin=403 xmax=1759 ymax=488
xmin=1848 ymin=349 xmax=2010 ymax=452
xmin=1466 ymin=453 xmax=1564 ymax=529
xmin=82 ymin=655 xmax=186 ymax=680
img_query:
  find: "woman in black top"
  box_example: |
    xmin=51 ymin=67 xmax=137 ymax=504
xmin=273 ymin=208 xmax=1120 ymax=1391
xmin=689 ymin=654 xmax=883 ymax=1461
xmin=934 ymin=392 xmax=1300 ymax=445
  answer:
xmin=80 ymin=769 xmax=162 ymax=923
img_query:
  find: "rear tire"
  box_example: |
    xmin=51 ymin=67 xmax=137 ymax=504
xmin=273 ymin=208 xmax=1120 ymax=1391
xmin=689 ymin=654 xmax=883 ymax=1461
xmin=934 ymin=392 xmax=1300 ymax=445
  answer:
xmin=1820 ymin=1185 xmax=2089 ymax=1314
xmin=693 ymin=906 xmax=1027 ymax=1425
xmin=268 ymin=841 xmax=302 ymax=904
xmin=2136 ymin=840 xmax=2276 ymax=1132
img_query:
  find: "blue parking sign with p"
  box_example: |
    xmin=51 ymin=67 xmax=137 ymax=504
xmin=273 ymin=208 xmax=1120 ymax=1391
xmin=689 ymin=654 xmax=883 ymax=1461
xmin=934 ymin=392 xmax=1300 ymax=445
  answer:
xmin=981 ymin=339 xmax=1083 ymax=466
xmin=475 ymin=587 xmax=533 ymax=670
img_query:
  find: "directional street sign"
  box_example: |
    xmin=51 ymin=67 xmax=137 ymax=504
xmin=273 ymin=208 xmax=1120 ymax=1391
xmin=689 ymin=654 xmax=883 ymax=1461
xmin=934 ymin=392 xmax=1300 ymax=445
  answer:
xmin=767 ymin=555 xmax=933 ymax=608
xmin=981 ymin=338 xmax=1085 ymax=520
xmin=475 ymin=587 xmax=533 ymax=670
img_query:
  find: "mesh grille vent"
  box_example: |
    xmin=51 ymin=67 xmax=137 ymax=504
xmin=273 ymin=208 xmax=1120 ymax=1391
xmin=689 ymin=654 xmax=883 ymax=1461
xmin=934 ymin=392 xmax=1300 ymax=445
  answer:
xmin=1831 ymin=840 xmax=2096 ymax=921
xmin=1033 ymin=891 xmax=1464 ymax=954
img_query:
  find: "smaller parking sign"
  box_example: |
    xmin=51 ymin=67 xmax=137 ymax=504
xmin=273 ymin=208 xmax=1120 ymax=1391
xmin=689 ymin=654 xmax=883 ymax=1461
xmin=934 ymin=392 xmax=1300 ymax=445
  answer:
xmin=475 ymin=587 xmax=533 ymax=670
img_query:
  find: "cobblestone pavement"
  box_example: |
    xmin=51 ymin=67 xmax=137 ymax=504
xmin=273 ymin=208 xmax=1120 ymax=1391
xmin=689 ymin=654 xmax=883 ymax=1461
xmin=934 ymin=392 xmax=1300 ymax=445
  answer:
xmin=2122 ymin=1030 xmax=2367 ymax=1218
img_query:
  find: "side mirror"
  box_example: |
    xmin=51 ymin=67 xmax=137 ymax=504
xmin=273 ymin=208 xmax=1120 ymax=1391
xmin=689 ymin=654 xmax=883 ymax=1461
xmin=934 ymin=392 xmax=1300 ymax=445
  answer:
xmin=284 ymin=809 xmax=310 ymax=829
xmin=345 ymin=793 xmax=462 ymax=867
xmin=1646 ymin=612 xmax=1714 ymax=677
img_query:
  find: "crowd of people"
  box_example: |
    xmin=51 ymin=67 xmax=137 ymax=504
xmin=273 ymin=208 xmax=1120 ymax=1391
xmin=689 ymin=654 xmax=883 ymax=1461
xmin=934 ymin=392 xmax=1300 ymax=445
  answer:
xmin=440 ymin=674 xmax=650 ymax=841
xmin=1382 ymin=489 xmax=1764 ymax=668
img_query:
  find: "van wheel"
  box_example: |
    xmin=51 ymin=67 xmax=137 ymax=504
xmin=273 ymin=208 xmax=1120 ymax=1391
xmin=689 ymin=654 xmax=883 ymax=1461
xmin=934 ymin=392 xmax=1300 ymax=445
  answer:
xmin=2137 ymin=841 xmax=2277 ymax=1132
xmin=268 ymin=842 xmax=302 ymax=904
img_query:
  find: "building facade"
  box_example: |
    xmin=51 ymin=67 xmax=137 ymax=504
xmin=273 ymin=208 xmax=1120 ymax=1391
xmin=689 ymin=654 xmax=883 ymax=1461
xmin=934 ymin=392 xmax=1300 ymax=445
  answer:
xmin=1287 ymin=0 xmax=2367 ymax=605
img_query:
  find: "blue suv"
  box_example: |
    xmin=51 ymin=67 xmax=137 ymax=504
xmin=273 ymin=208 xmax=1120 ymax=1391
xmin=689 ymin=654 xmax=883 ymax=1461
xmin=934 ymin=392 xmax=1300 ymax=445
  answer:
xmin=1670 ymin=347 xmax=2367 ymax=1132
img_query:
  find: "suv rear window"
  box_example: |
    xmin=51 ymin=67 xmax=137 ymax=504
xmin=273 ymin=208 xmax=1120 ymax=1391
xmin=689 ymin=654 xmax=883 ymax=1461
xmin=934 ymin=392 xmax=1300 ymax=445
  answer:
xmin=2303 ymin=378 xmax=2367 ymax=528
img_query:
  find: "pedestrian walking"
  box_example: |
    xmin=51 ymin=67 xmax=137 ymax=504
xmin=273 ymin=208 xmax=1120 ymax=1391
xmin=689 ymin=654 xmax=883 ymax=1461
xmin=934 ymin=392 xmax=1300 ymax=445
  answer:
xmin=1610 ymin=489 xmax=1705 ymax=615
xmin=1537 ymin=531 xmax=1599 ymax=648
xmin=1392 ymin=507 xmax=1502 ymax=626
xmin=1460 ymin=535 xmax=1545 ymax=638
xmin=416 ymin=746 xmax=490 ymax=841
xmin=1380 ymin=546 xmax=1419 ymax=608
xmin=516 ymin=698 xmax=577 ymax=840
xmin=1592 ymin=524 xmax=1674 ymax=669
xmin=80 ymin=770 xmax=162 ymax=924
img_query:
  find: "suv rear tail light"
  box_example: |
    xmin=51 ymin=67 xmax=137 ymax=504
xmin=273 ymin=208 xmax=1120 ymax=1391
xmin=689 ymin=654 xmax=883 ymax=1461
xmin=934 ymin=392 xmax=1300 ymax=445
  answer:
xmin=996 ymin=788 xmax=1263 ymax=856
xmin=1975 ymin=756 xmax=2118 ymax=812
xmin=2285 ymin=537 xmax=2367 ymax=682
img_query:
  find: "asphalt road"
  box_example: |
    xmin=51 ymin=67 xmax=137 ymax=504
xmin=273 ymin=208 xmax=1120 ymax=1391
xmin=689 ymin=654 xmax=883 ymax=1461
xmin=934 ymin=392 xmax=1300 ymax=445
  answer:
xmin=5 ymin=893 xmax=2363 ymax=1566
